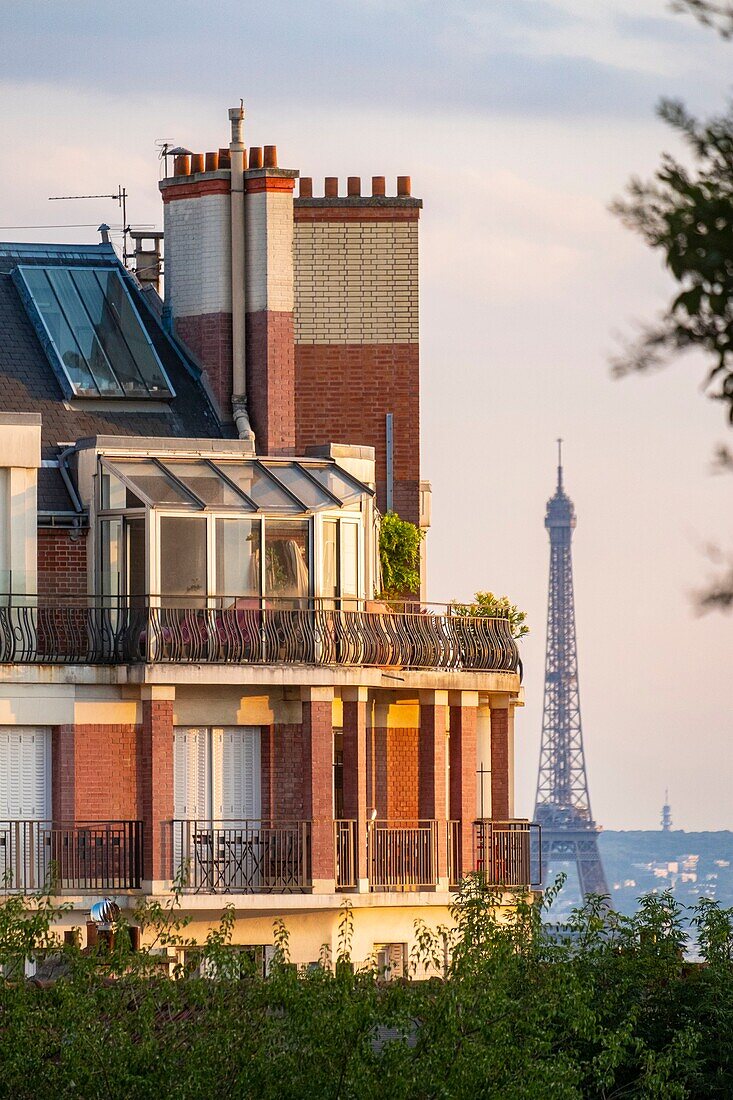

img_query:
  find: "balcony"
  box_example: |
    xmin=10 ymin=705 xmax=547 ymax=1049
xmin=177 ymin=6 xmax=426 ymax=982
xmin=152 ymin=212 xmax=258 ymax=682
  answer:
xmin=367 ymin=820 xmax=438 ymax=891
xmin=0 ymin=597 xmax=520 ymax=673
xmin=447 ymin=819 xmax=542 ymax=889
xmin=0 ymin=820 xmax=143 ymax=892
xmin=174 ymin=820 xmax=311 ymax=893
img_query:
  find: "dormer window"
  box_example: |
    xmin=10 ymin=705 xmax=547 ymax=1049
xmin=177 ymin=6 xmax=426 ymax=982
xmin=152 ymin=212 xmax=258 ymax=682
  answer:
xmin=12 ymin=265 xmax=175 ymax=400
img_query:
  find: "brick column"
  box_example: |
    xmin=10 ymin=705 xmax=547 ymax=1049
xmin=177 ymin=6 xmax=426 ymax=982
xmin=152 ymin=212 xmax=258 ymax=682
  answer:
xmin=140 ymin=687 xmax=175 ymax=889
xmin=419 ymin=689 xmax=449 ymax=888
xmin=301 ymin=687 xmax=335 ymax=892
xmin=342 ymin=686 xmax=368 ymax=890
xmin=449 ymin=691 xmax=478 ymax=880
xmin=490 ymin=702 xmax=510 ymax=821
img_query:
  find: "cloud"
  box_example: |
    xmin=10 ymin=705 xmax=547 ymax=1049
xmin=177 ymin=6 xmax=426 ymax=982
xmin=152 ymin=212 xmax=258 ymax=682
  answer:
xmin=2 ymin=0 xmax=727 ymax=120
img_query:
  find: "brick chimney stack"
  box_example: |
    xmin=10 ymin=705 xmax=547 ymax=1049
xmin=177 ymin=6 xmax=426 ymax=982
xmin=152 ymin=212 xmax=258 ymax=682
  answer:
xmin=244 ymin=145 xmax=298 ymax=455
xmin=159 ymin=109 xmax=298 ymax=454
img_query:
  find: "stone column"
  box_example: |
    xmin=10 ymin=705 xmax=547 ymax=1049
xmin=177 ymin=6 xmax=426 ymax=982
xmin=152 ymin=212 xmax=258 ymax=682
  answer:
xmin=140 ymin=686 xmax=175 ymax=891
xmin=301 ymin=686 xmax=335 ymax=892
xmin=449 ymin=690 xmax=478 ymax=880
xmin=342 ymin=686 xmax=369 ymax=890
xmin=419 ymin=689 xmax=449 ymax=889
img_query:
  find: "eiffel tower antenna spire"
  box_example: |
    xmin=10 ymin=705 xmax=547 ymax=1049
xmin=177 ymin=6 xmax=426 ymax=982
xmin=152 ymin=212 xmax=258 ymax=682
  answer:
xmin=534 ymin=442 xmax=609 ymax=898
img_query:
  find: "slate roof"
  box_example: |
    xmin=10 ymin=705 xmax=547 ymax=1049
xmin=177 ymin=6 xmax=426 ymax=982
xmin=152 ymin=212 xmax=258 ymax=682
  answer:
xmin=0 ymin=241 xmax=230 ymax=512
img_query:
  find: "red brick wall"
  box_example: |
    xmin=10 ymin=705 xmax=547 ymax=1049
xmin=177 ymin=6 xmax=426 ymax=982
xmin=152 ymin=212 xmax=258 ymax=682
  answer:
xmin=246 ymin=311 xmax=295 ymax=455
xmin=174 ymin=312 xmax=233 ymax=416
xmin=366 ymin=726 xmax=419 ymax=820
xmin=140 ymin=699 xmax=174 ymax=881
xmin=261 ymin=723 xmax=307 ymax=820
xmin=301 ymin=698 xmax=335 ymax=879
xmin=52 ymin=723 xmax=140 ymax=821
xmin=387 ymin=727 xmax=419 ymax=819
xmin=490 ymin=708 xmax=510 ymax=820
xmin=37 ymin=529 xmax=88 ymax=597
xmin=295 ymin=343 xmax=420 ymax=523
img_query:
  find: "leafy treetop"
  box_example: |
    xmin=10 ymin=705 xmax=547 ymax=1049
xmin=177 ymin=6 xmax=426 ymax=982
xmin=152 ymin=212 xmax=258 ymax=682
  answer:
xmin=451 ymin=591 xmax=529 ymax=638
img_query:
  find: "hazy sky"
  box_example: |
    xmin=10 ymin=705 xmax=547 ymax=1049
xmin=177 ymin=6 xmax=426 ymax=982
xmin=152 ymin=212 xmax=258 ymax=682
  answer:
xmin=2 ymin=0 xmax=731 ymax=829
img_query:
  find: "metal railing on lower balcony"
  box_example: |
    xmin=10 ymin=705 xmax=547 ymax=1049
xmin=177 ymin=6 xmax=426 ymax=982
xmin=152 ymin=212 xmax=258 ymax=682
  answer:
xmin=335 ymin=819 xmax=358 ymax=889
xmin=174 ymin=820 xmax=311 ymax=894
xmin=468 ymin=820 xmax=542 ymax=888
xmin=0 ymin=820 xmax=143 ymax=892
xmin=367 ymin=820 xmax=438 ymax=891
xmin=0 ymin=597 xmax=519 ymax=673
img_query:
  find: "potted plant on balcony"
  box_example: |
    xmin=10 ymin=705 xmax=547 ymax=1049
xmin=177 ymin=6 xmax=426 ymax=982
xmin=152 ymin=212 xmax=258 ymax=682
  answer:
xmin=370 ymin=512 xmax=424 ymax=668
xmin=450 ymin=591 xmax=529 ymax=639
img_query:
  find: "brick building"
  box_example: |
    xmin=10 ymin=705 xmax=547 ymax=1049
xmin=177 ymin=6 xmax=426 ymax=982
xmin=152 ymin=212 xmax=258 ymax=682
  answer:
xmin=0 ymin=107 xmax=537 ymax=968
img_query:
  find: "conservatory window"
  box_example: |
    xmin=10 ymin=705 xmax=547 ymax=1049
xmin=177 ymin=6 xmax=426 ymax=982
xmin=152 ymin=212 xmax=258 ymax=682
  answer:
xmin=265 ymin=520 xmax=310 ymax=599
xmin=160 ymin=516 xmax=207 ymax=602
xmin=215 ymin=518 xmax=261 ymax=599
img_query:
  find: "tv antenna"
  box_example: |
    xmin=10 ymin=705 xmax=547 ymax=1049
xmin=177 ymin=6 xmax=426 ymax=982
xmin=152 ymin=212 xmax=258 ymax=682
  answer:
xmin=48 ymin=186 xmax=130 ymax=265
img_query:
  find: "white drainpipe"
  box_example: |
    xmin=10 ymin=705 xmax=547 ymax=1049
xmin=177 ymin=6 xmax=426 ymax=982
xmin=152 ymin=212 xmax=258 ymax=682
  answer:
xmin=228 ymin=103 xmax=255 ymax=445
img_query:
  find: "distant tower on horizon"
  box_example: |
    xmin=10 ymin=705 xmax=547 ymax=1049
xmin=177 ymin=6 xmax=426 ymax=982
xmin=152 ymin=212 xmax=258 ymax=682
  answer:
xmin=534 ymin=441 xmax=609 ymax=898
xmin=661 ymin=790 xmax=673 ymax=832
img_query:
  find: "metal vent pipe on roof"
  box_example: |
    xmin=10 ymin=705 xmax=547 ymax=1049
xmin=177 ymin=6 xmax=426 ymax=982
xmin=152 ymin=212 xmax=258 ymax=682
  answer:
xmin=229 ymin=103 xmax=255 ymax=446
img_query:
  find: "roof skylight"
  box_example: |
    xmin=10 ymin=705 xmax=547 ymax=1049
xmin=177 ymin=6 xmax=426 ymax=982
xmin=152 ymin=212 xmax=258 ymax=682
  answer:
xmin=13 ymin=264 xmax=175 ymax=400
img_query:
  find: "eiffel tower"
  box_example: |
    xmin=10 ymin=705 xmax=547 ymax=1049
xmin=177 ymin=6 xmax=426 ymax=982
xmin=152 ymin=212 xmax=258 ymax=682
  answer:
xmin=534 ymin=442 xmax=609 ymax=898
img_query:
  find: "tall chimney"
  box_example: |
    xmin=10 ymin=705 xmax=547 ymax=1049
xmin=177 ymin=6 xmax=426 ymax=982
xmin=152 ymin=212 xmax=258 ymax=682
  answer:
xmin=244 ymin=144 xmax=298 ymax=454
xmin=228 ymin=104 xmax=254 ymax=443
xmin=159 ymin=129 xmax=235 ymax=420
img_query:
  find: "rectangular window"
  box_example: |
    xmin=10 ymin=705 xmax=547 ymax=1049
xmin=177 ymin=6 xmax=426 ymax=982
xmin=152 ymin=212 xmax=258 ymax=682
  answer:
xmin=160 ymin=516 xmax=207 ymax=603
xmin=265 ymin=520 xmax=310 ymax=600
xmin=99 ymin=517 xmax=122 ymax=599
xmin=341 ymin=521 xmax=359 ymax=601
xmin=323 ymin=520 xmax=338 ymax=601
xmin=215 ymin=518 xmax=261 ymax=600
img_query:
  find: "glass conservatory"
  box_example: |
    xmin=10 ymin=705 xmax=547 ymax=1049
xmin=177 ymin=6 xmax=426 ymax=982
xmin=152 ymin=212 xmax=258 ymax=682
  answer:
xmin=97 ymin=455 xmax=375 ymax=610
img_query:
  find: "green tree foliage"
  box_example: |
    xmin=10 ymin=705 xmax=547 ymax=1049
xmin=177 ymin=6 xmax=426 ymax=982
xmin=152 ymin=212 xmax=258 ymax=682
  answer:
xmin=613 ymin=3 xmax=733 ymax=607
xmin=378 ymin=511 xmax=423 ymax=598
xmin=2 ymin=881 xmax=732 ymax=1098
xmin=451 ymin=590 xmax=529 ymax=638
xmin=612 ymin=95 xmax=733 ymax=420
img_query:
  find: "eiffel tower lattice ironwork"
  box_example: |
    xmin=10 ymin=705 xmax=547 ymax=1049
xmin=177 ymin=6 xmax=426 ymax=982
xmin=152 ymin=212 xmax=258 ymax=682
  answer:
xmin=534 ymin=442 xmax=609 ymax=898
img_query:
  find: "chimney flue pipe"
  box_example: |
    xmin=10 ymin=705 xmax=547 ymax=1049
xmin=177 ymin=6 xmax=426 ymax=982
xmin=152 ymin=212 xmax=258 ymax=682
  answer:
xmin=228 ymin=104 xmax=254 ymax=444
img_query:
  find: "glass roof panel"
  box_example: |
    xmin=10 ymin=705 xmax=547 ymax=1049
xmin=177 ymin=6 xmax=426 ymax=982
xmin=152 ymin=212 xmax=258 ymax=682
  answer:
xmin=104 ymin=460 xmax=197 ymax=508
xmin=263 ymin=463 xmax=334 ymax=509
xmin=160 ymin=461 xmax=253 ymax=509
xmin=215 ymin=463 xmax=300 ymax=512
xmin=14 ymin=265 xmax=175 ymax=400
xmin=306 ymin=464 xmax=366 ymax=504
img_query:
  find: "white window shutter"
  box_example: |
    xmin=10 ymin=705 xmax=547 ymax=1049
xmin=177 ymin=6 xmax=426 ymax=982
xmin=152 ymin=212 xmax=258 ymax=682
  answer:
xmin=174 ymin=729 xmax=210 ymax=820
xmin=218 ymin=728 xmax=261 ymax=821
xmin=0 ymin=728 xmax=50 ymax=819
xmin=0 ymin=730 xmax=11 ymax=817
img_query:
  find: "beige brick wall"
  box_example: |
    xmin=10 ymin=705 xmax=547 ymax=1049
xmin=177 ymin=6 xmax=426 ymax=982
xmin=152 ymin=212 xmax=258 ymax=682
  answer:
xmin=245 ymin=191 xmax=295 ymax=313
xmin=294 ymin=221 xmax=418 ymax=344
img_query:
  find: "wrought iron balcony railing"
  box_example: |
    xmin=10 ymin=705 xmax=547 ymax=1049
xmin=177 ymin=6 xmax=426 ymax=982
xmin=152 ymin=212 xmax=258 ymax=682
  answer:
xmin=367 ymin=820 xmax=438 ymax=891
xmin=0 ymin=597 xmax=520 ymax=673
xmin=0 ymin=820 xmax=143 ymax=893
xmin=469 ymin=819 xmax=542 ymax=888
xmin=335 ymin=819 xmax=358 ymax=889
xmin=174 ymin=819 xmax=311 ymax=894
